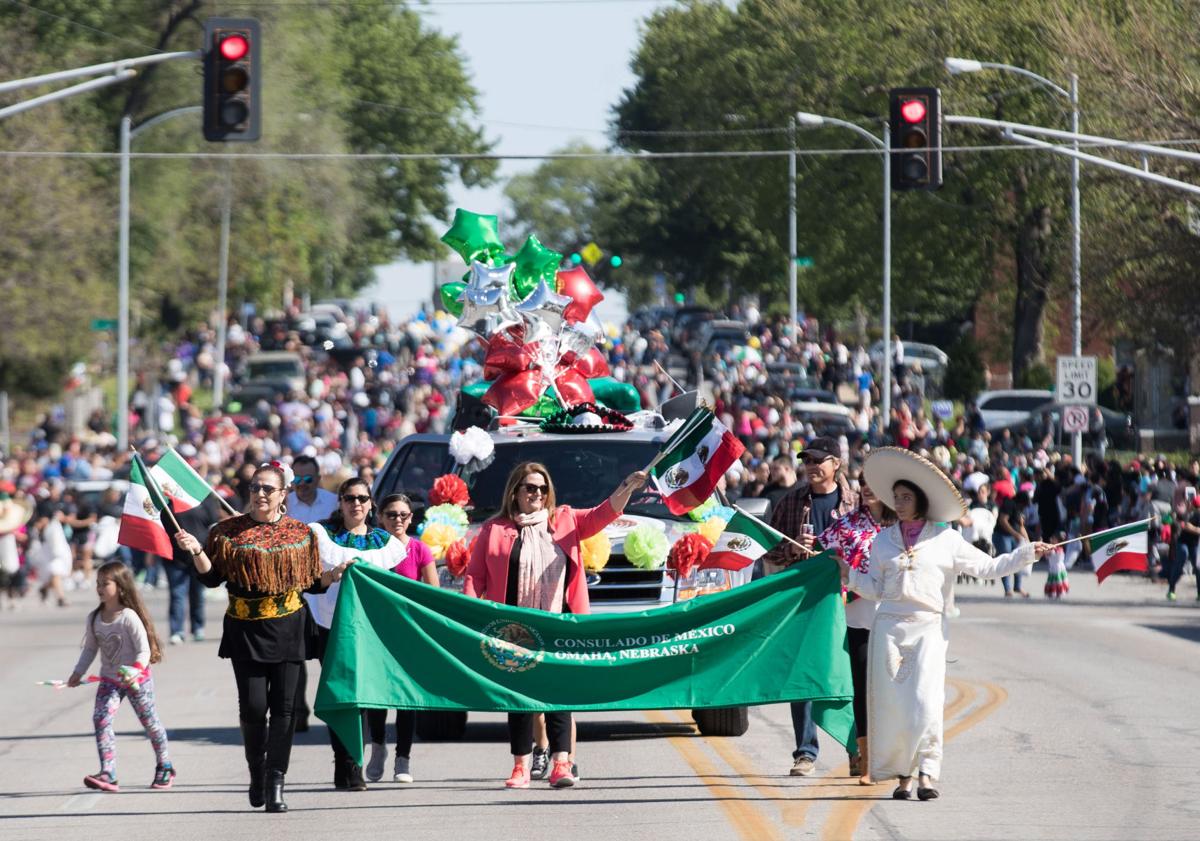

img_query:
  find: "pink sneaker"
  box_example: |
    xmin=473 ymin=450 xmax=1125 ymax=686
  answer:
xmin=83 ymin=772 xmax=120 ymax=792
xmin=504 ymin=763 xmax=530 ymax=789
xmin=548 ymin=760 xmax=576 ymax=788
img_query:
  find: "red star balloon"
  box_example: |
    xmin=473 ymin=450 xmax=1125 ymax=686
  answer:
xmin=556 ymin=266 xmax=604 ymax=324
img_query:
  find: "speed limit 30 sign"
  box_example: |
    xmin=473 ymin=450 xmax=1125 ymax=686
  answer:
xmin=1056 ymin=355 xmax=1097 ymax=405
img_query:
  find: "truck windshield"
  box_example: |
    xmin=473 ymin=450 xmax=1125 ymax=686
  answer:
xmin=463 ymin=439 xmax=681 ymax=523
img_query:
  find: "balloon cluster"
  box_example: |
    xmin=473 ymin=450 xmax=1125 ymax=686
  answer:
xmin=438 ymin=209 xmax=611 ymax=417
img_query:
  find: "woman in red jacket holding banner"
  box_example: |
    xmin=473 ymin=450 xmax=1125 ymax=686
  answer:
xmin=465 ymin=460 xmax=647 ymax=790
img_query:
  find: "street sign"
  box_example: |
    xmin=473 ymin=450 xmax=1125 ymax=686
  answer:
xmin=1056 ymin=355 xmax=1096 ymax=405
xmin=91 ymin=318 xmax=118 ymax=331
xmin=1062 ymin=405 xmax=1089 ymax=433
xmin=931 ymin=399 xmax=954 ymax=420
xmin=580 ymin=242 xmax=603 ymax=267
xmin=794 ymin=256 xmax=814 ymax=267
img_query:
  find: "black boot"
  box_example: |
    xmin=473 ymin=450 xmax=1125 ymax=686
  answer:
xmin=264 ymin=770 xmax=287 ymax=813
xmin=333 ymin=755 xmax=349 ymax=790
xmin=346 ymin=760 xmax=367 ymax=792
xmin=240 ymin=721 xmax=268 ymax=809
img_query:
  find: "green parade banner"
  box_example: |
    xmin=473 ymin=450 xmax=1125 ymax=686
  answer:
xmin=315 ymin=555 xmax=855 ymax=765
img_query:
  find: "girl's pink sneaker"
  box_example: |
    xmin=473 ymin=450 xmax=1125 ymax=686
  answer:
xmin=83 ymin=772 xmax=119 ymax=792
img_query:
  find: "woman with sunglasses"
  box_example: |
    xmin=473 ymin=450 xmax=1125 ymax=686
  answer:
xmin=464 ymin=461 xmax=648 ymax=790
xmin=174 ymin=463 xmax=351 ymax=814
xmin=306 ymin=476 xmax=409 ymax=792
xmin=375 ymin=493 xmax=438 ymax=783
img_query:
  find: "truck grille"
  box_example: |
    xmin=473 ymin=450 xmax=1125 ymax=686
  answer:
xmin=588 ymin=554 xmax=667 ymax=603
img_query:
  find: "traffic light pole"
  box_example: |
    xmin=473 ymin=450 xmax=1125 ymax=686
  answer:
xmin=117 ymin=105 xmax=203 ymax=452
xmin=787 ymin=117 xmax=798 ymax=339
xmin=213 ymin=163 xmax=233 ymax=409
xmin=1069 ymin=73 xmax=1082 ymax=465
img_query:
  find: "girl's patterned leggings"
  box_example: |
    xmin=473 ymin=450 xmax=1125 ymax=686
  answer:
xmin=92 ymin=676 xmax=170 ymax=777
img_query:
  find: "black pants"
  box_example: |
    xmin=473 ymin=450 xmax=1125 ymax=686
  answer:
xmin=231 ymin=658 xmax=302 ymax=773
xmin=508 ymin=712 xmax=571 ymax=757
xmin=365 ymin=709 xmax=416 ymax=759
xmin=847 ymin=625 xmax=870 ymax=739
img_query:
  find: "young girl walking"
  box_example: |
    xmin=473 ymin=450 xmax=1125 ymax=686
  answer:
xmin=68 ymin=560 xmax=175 ymax=792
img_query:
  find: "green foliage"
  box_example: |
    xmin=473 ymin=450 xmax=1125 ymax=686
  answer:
xmin=1017 ymin=362 xmax=1054 ymax=390
xmin=0 ymin=1 xmax=493 ymax=394
xmin=943 ymin=333 xmax=987 ymax=403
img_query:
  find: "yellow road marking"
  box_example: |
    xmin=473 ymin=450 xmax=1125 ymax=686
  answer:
xmin=820 ymin=678 xmax=1004 ymax=840
xmin=644 ymin=710 xmax=784 ymax=841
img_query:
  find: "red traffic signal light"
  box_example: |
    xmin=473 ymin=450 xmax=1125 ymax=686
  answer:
xmin=889 ymin=87 xmax=942 ymax=191
xmin=899 ymin=99 xmax=926 ymax=124
xmin=203 ymin=18 xmax=261 ymax=142
xmin=219 ymin=34 xmax=249 ymax=62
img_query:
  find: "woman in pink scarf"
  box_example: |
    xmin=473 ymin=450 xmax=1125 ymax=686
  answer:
xmin=464 ymin=461 xmax=647 ymax=791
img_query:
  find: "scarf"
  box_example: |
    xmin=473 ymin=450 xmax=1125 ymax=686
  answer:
xmin=512 ymin=509 xmax=567 ymax=613
xmin=900 ymin=519 xmax=926 ymax=551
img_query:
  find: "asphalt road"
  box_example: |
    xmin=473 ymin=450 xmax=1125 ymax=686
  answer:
xmin=1 ymin=570 xmax=1197 ymax=841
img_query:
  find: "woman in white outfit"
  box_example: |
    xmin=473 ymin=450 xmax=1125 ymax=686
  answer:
xmin=845 ymin=448 xmax=1052 ymax=801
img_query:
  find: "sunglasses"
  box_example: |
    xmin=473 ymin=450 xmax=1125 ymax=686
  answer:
xmin=519 ymin=483 xmax=548 ymax=496
xmin=801 ymin=455 xmax=832 ymax=466
xmin=294 ymin=475 xmax=317 ymax=485
xmin=248 ymin=483 xmax=282 ymax=495
xmin=341 ymin=494 xmax=372 ymax=505
xmin=382 ymin=510 xmax=412 ymax=521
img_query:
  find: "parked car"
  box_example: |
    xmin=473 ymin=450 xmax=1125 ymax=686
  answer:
xmin=688 ymin=319 xmax=749 ymax=356
xmin=787 ymin=387 xmax=841 ymax=406
xmin=974 ymin=389 xmax=1054 ymax=432
xmin=869 ymin=340 xmax=949 ymax=376
xmin=243 ymin=351 xmax=306 ymax=395
xmin=374 ymin=410 xmax=757 ymax=739
xmin=1023 ymin=401 xmax=1136 ymax=450
xmin=765 ymin=361 xmax=812 ymax=390
xmin=671 ymin=306 xmax=718 ymax=349
xmin=789 ymin=400 xmax=857 ymax=438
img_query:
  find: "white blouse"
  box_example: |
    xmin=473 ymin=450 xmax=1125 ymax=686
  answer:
xmin=304 ymin=524 xmax=407 ymax=628
xmin=848 ymin=522 xmax=1034 ymax=615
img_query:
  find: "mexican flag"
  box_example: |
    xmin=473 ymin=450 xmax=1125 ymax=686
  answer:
xmin=118 ymin=453 xmax=174 ymax=558
xmin=650 ymin=408 xmax=745 ymax=515
xmin=703 ymin=510 xmax=786 ymax=571
xmin=150 ymin=448 xmax=214 ymax=512
xmin=1089 ymin=520 xmax=1149 ymax=583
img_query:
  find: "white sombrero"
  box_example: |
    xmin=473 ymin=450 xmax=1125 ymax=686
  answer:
xmin=863 ymin=447 xmax=967 ymax=523
xmin=0 ymin=494 xmax=33 ymax=533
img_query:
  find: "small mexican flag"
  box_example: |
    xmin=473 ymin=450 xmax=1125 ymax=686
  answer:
xmin=1089 ymin=520 xmax=1149 ymax=583
xmin=650 ymin=408 xmax=745 ymax=515
xmin=150 ymin=448 xmax=215 ymax=512
xmin=118 ymin=453 xmax=174 ymax=558
xmin=703 ymin=511 xmax=785 ymax=571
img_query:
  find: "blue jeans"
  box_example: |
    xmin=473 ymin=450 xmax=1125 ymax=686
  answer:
xmin=1169 ymin=542 xmax=1198 ymax=593
xmin=994 ymin=534 xmax=1024 ymax=594
xmin=790 ymin=701 xmax=819 ymax=760
xmin=130 ymin=549 xmax=159 ymax=587
xmin=164 ymin=561 xmax=206 ymax=637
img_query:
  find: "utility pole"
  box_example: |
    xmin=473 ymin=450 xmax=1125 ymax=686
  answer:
xmin=213 ymin=163 xmax=233 ymax=408
xmin=787 ymin=116 xmax=798 ymax=338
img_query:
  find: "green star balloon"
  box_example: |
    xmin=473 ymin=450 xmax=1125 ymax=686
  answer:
xmin=439 ymin=281 xmax=466 ymax=317
xmin=511 ymin=235 xmax=563 ymax=301
xmin=440 ymin=209 xmax=504 ymax=265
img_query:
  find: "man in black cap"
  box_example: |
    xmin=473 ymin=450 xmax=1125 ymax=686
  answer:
xmin=758 ymin=435 xmax=858 ymax=777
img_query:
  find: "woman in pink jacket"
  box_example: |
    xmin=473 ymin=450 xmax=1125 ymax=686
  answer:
xmin=465 ymin=460 xmax=647 ymax=790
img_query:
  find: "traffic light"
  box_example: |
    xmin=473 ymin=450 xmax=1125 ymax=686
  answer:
xmin=203 ymin=18 xmax=261 ymax=142
xmin=888 ymin=87 xmax=941 ymax=190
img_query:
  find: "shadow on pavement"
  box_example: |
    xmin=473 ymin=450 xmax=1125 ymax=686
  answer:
xmin=1140 ymin=623 xmax=1200 ymax=644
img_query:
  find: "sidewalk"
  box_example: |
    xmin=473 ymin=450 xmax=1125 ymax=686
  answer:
xmin=955 ymin=560 xmax=1200 ymax=610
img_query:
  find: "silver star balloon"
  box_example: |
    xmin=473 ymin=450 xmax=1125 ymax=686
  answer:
xmin=457 ymin=262 xmax=520 ymax=336
xmin=558 ymin=317 xmax=602 ymax=359
xmin=515 ymin=279 xmax=573 ymax=335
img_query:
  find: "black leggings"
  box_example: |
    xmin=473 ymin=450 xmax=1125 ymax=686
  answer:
xmin=847 ymin=626 xmax=870 ymax=738
xmin=230 ymin=658 xmax=302 ymax=773
xmin=508 ymin=712 xmax=571 ymax=757
xmin=365 ymin=709 xmax=416 ymax=759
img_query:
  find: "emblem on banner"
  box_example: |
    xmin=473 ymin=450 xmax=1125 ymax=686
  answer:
xmin=725 ymin=535 xmax=752 ymax=552
xmin=142 ymin=496 xmax=157 ymax=516
xmin=160 ymin=480 xmax=181 ymax=500
xmin=481 ymin=620 xmax=545 ymax=673
xmin=664 ymin=465 xmax=690 ymax=489
xmin=1105 ymin=539 xmax=1127 ymax=557
xmin=697 ymin=444 xmax=710 ymax=463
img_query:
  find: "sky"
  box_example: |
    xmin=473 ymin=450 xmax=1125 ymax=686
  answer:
xmin=359 ymin=0 xmax=674 ymax=323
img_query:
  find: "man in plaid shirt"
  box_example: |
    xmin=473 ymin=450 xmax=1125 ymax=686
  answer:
xmin=757 ymin=436 xmax=858 ymax=777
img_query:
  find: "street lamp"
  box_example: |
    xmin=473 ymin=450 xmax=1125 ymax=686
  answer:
xmin=945 ymin=56 xmax=1082 ymax=460
xmin=117 ymin=106 xmax=202 ymax=451
xmin=794 ymin=112 xmax=892 ymax=435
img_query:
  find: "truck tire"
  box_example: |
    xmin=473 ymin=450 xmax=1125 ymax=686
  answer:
xmin=692 ymin=706 xmax=750 ymax=737
xmin=415 ymin=711 xmax=468 ymax=741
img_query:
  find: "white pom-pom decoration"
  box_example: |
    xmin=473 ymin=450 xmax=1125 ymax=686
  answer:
xmin=572 ymin=412 xmax=604 ymax=427
xmin=449 ymin=427 xmax=495 ymax=473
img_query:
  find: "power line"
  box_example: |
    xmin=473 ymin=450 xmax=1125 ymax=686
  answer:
xmin=3 ymin=0 xmax=164 ymax=53
xmin=1 ymin=139 xmax=1196 ymax=160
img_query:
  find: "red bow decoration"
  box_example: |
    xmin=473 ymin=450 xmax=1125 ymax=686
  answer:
xmin=430 ymin=474 xmax=470 ymax=507
xmin=481 ymin=334 xmax=595 ymax=416
xmin=668 ymin=533 xmax=713 ymax=580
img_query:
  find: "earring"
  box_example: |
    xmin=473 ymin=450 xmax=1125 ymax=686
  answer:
xmin=278 ymin=502 xmax=288 ymax=516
